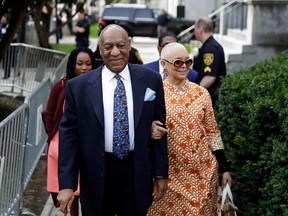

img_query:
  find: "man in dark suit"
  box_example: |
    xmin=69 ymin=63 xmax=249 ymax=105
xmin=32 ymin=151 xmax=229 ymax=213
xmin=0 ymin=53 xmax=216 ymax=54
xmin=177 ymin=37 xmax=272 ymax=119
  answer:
xmin=57 ymin=24 xmax=168 ymax=216
xmin=144 ymin=31 xmax=200 ymax=84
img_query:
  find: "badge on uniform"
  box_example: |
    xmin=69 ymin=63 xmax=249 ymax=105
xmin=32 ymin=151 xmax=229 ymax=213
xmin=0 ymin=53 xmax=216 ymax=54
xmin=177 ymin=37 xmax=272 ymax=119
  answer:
xmin=203 ymin=53 xmax=214 ymax=73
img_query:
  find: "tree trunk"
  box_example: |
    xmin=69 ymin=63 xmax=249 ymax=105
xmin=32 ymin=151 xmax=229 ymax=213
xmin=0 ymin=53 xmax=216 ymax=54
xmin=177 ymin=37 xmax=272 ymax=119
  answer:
xmin=0 ymin=0 xmax=31 ymax=61
xmin=33 ymin=2 xmax=53 ymax=48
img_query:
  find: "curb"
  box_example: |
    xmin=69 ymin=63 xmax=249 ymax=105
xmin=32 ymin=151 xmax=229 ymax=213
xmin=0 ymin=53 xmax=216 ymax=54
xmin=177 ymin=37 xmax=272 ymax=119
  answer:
xmin=40 ymin=195 xmax=55 ymax=216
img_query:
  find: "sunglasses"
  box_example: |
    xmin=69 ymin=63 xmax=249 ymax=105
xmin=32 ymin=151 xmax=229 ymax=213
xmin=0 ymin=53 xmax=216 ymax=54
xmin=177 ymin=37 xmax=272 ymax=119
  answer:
xmin=162 ymin=59 xmax=193 ymax=68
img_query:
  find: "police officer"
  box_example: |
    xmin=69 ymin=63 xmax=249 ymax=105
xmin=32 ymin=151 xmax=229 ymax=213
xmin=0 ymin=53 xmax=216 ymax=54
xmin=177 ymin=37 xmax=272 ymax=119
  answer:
xmin=193 ymin=16 xmax=226 ymax=106
xmin=1 ymin=15 xmax=12 ymax=79
xmin=73 ymin=10 xmax=90 ymax=48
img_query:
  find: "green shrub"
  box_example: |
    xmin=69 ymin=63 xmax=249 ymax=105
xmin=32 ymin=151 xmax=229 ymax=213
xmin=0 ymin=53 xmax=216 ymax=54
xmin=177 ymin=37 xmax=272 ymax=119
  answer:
xmin=214 ymin=51 xmax=288 ymax=216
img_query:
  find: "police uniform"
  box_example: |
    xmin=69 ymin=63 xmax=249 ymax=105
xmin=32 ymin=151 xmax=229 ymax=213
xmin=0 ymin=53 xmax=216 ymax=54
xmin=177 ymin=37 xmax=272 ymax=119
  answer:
xmin=193 ymin=35 xmax=226 ymax=105
xmin=93 ymin=46 xmax=143 ymax=68
xmin=75 ymin=18 xmax=90 ymax=48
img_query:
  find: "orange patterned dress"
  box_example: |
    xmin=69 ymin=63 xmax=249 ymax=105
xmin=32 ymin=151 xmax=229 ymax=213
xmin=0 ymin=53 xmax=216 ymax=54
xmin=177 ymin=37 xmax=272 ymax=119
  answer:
xmin=148 ymin=80 xmax=224 ymax=216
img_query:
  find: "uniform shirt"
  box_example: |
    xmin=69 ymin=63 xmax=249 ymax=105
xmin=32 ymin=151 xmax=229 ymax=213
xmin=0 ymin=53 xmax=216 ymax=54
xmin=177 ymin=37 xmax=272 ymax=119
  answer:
xmin=75 ymin=18 xmax=90 ymax=42
xmin=193 ymin=36 xmax=226 ymax=105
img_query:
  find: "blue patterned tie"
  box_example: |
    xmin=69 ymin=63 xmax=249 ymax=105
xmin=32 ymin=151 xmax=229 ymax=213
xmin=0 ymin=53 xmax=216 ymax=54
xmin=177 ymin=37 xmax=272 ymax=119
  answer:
xmin=113 ymin=74 xmax=130 ymax=159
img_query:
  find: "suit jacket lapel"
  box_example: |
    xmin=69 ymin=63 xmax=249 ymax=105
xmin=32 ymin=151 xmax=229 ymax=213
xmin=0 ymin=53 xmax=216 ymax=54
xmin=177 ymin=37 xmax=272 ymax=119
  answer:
xmin=129 ymin=64 xmax=146 ymax=129
xmin=87 ymin=68 xmax=104 ymax=129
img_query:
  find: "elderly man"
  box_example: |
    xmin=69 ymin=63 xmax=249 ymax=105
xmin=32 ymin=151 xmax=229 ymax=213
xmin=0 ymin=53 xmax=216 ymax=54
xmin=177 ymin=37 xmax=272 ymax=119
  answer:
xmin=57 ymin=24 xmax=168 ymax=216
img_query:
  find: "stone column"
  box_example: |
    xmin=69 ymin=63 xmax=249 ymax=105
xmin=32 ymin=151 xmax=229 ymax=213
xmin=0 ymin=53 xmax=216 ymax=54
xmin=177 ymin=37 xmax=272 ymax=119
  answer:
xmin=246 ymin=0 xmax=288 ymax=45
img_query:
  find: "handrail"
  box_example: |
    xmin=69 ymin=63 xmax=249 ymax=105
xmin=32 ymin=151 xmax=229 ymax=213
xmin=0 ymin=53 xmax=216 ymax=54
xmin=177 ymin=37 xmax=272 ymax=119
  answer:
xmin=177 ymin=0 xmax=241 ymax=39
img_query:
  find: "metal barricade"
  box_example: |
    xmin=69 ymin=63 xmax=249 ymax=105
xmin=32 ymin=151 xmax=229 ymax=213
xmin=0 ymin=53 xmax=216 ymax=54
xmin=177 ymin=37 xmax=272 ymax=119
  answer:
xmin=0 ymin=47 xmax=68 ymax=216
xmin=0 ymin=43 xmax=66 ymax=96
xmin=22 ymin=78 xmax=51 ymax=190
xmin=0 ymin=104 xmax=29 ymax=216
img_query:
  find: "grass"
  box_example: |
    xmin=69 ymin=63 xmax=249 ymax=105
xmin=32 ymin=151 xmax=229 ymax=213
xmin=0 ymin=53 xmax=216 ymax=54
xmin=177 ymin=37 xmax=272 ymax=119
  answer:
xmin=51 ymin=22 xmax=99 ymax=53
xmin=184 ymin=41 xmax=201 ymax=54
xmin=90 ymin=22 xmax=99 ymax=38
xmin=51 ymin=44 xmax=76 ymax=53
xmin=184 ymin=44 xmax=192 ymax=54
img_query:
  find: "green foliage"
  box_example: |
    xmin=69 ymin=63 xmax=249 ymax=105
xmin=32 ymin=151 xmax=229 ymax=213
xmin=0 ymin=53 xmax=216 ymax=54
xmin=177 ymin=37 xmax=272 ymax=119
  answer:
xmin=51 ymin=44 xmax=75 ymax=53
xmin=214 ymin=51 xmax=288 ymax=216
xmin=184 ymin=43 xmax=200 ymax=54
xmin=184 ymin=43 xmax=192 ymax=53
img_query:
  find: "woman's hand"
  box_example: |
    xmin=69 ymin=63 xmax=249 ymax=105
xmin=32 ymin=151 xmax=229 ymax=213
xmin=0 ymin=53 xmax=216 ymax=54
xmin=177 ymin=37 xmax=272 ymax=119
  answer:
xmin=151 ymin=120 xmax=168 ymax=139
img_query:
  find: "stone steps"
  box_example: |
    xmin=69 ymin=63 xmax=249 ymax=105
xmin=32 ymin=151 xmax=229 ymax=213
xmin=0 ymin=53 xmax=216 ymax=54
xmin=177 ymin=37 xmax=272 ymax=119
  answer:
xmin=214 ymin=29 xmax=257 ymax=72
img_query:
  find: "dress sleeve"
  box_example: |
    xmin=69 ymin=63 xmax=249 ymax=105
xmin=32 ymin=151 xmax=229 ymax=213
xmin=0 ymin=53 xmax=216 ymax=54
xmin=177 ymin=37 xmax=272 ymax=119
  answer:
xmin=44 ymin=80 xmax=63 ymax=139
xmin=201 ymin=87 xmax=230 ymax=173
xmin=202 ymin=87 xmax=224 ymax=151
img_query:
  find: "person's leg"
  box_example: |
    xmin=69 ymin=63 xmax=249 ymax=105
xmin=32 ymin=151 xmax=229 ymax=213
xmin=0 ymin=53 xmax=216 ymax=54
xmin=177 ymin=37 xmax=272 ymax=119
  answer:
xmin=2 ymin=53 xmax=10 ymax=79
xmin=70 ymin=196 xmax=79 ymax=216
xmin=51 ymin=192 xmax=59 ymax=207
xmin=101 ymin=153 xmax=119 ymax=216
xmin=102 ymin=152 xmax=141 ymax=216
xmin=117 ymin=152 xmax=141 ymax=216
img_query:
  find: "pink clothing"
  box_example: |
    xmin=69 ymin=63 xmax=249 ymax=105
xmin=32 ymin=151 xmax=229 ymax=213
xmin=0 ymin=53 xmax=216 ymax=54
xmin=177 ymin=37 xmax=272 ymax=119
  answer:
xmin=47 ymin=131 xmax=80 ymax=195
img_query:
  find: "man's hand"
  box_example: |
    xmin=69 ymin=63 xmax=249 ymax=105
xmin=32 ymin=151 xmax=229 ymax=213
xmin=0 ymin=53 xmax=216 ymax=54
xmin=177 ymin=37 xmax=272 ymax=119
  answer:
xmin=151 ymin=120 xmax=168 ymax=140
xmin=57 ymin=189 xmax=75 ymax=215
xmin=152 ymin=178 xmax=168 ymax=202
xmin=222 ymin=172 xmax=232 ymax=187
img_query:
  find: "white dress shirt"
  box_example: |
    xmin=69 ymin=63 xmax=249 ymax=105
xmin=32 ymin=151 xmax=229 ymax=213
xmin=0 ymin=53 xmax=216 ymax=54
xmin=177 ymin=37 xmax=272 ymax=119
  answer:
xmin=102 ymin=65 xmax=135 ymax=152
xmin=158 ymin=60 xmax=166 ymax=80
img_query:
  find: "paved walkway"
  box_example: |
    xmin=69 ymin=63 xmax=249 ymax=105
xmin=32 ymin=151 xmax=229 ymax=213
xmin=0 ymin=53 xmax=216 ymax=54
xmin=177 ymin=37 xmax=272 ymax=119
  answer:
xmin=49 ymin=34 xmax=98 ymax=52
xmin=49 ymin=34 xmax=159 ymax=64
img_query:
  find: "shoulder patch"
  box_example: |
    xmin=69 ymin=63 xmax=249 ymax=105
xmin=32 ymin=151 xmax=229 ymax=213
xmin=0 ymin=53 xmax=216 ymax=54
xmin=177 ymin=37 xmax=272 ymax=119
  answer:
xmin=203 ymin=53 xmax=214 ymax=66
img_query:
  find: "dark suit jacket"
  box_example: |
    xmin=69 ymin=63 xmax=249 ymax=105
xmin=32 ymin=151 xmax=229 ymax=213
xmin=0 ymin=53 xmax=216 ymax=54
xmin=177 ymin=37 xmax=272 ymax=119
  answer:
xmin=58 ymin=64 xmax=168 ymax=215
xmin=144 ymin=60 xmax=200 ymax=84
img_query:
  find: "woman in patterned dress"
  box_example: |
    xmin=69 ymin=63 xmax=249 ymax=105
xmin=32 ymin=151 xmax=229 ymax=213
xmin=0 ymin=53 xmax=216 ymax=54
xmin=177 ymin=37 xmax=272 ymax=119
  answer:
xmin=148 ymin=42 xmax=232 ymax=216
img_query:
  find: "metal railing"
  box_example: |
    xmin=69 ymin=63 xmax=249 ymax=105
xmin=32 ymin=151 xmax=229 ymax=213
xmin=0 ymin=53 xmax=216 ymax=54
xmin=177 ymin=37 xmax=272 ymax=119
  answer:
xmin=177 ymin=0 xmax=247 ymax=43
xmin=0 ymin=43 xmax=66 ymax=96
xmin=0 ymin=45 xmax=68 ymax=216
xmin=0 ymin=104 xmax=29 ymax=216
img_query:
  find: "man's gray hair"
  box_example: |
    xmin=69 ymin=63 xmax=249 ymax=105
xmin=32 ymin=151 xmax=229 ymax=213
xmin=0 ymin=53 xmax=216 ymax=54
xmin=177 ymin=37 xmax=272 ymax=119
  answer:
xmin=195 ymin=17 xmax=213 ymax=33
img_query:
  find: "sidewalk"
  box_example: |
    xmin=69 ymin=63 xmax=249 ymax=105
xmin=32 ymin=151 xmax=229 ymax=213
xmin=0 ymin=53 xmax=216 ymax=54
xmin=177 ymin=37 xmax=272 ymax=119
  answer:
xmin=48 ymin=34 xmax=159 ymax=64
xmin=40 ymin=195 xmax=82 ymax=216
xmin=49 ymin=34 xmax=98 ymax=52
